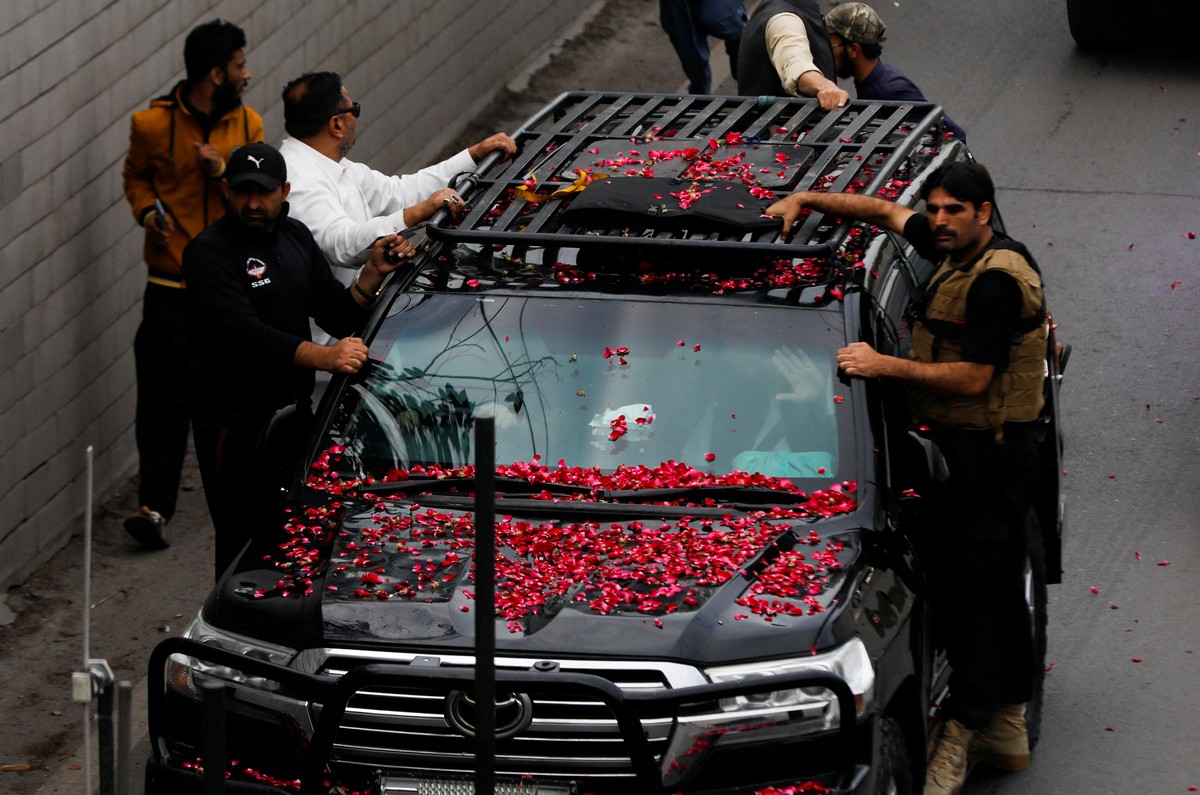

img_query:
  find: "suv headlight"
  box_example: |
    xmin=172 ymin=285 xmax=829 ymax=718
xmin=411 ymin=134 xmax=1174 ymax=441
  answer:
xmin=661 ymin=638 xmax=876 ymax=783
xmin=704 ymin=636 xmax=875 ymax=730
xmin=167 ymin=613 xmax=296 ymax=696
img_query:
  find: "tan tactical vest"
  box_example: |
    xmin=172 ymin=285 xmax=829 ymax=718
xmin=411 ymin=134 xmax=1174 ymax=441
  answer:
xmin=906 ymin=246 xmax=1048 ymax=436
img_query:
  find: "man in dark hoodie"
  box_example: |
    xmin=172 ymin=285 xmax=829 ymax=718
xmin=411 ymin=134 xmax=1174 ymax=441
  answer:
xmin=182 ymin=143 xmax=413 ymax=579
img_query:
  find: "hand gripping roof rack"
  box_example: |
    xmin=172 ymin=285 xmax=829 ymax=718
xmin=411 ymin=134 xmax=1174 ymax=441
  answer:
xmin=431 ymin=92 xmax=951 ymax=260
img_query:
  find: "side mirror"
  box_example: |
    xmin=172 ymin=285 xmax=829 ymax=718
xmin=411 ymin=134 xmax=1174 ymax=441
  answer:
xmin=257 ymin=403 xmax=314 ymax=490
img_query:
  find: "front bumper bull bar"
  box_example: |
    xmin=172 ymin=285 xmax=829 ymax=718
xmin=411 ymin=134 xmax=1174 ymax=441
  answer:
xmin=149 ymin=636 xmax=861 ymax=794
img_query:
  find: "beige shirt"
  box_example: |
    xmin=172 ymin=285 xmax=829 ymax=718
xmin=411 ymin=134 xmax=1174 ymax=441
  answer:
xmin=764 ymin=13 xmax=822 ymax=97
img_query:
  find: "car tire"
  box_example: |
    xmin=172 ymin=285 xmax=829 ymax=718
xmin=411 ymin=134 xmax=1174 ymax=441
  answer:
xmin=1066 ymin=0 xmax=1127 ymax=50
xmin=1023 ymin=511 xmax=1050 ymax=749
xmin=875 ymin=715 xmax=914 ymax=795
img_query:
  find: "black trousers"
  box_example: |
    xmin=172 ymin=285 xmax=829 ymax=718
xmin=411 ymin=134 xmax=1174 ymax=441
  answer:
xmin=928 ymin=423 xmax=1039 ymax=730
xmin=133 ymin=283 xmax=191 ymax=522
xmin=193 ymin=417 xmax=274 ymax=581
xmin=193 ymin=407 xmax=311 ymax=581
xmin=660 ymin=0 xmax=746 ymax=94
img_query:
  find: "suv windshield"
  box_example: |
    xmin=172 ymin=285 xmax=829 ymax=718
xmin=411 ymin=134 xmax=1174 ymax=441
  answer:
xmin=323 ymin=292 xmax=852 ymax=486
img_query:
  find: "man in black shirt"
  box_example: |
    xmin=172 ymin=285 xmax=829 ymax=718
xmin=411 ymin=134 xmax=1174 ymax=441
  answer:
xmin=183 ymin=142 xmax=413 ymax=579
xmin=767 ymin=162 xmax=1048 ymax=795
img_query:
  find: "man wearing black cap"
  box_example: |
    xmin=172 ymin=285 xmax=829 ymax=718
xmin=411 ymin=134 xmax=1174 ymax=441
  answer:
xmin=182 ymin=142 xmax=413 ymax=579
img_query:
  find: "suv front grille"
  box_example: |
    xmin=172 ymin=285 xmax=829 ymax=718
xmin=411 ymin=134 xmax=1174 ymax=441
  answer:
xmin=318 ymin=653 xmax=691 ymax=781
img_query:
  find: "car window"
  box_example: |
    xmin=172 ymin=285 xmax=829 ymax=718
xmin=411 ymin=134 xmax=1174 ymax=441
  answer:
xmin=324 ymin=293 xmax=854 ymax=485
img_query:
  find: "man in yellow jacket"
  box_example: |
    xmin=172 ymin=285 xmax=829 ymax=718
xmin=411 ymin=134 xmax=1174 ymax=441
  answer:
xmin=121 ymin=19 xmax=264 ymax=549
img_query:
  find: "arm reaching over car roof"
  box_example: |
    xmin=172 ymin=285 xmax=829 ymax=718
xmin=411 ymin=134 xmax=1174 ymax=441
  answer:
xmin=766 ymin=190 xmax=915 ymax=240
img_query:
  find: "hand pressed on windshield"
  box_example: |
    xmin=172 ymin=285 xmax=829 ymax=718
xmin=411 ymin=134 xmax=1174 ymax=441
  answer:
xmin=773 ymin=347 xmax=826 ymax=403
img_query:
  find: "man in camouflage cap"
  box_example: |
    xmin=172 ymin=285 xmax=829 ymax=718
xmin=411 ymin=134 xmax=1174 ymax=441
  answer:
xmin=824 ymin=2 xmax=966 ymax=141
xmin=826 ymin=1 xmax=887 ymax=46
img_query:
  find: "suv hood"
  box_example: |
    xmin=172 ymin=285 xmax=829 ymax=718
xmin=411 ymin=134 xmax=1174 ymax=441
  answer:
xmin=316 ymin=496 xmax=857 ymax=662
xmin=207 ymin=489 xmax=861 ymax=664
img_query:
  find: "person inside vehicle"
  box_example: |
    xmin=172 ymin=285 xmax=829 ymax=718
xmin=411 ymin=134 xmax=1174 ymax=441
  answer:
xmin=120 ymin=19 xmax=264 ymax=550
xmin=182 ymin=142 xmax=415 ymax=579
xmin=278 ymin=71 xmax=518 ymax=282
xmin=736 ymin=0 xmax=849 ymax=109
xmin=726 ymin=347 xmax=837 ymax=477
xmin=824 ymin=2 xmax=966 ymax=142
xmin=767 ymin=162 xmax=1046 ymax=794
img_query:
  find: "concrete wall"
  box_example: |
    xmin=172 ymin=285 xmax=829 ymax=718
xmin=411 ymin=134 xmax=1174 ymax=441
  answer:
xmin=0 ymin=0 xmax=595 ymax=589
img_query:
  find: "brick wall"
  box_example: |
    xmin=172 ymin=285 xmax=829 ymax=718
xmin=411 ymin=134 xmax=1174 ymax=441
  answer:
xmin=0 ymin=0 xmax=599 ymax=589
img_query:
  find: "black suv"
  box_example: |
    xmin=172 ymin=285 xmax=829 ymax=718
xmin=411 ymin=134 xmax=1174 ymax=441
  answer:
xmin=147 ymin=92 xmax=1065 ymax=795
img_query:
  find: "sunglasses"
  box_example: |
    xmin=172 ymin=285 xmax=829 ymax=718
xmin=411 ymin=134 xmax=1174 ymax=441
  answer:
xmin=331 ymin=102 xmax=361 ymax=119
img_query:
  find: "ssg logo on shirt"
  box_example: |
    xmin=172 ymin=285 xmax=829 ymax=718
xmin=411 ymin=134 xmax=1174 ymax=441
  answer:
xmin=245 ymin=257 xmax=271 ymax=288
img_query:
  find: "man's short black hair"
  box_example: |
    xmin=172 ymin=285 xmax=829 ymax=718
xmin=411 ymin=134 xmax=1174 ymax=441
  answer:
xmin=855 ymin=41 xmax=882 ymax=59
xmin=184 ymin=20 xmax=246 ymax=84
xmin=282 ymin=72 xmax=345 ymax=139
xmin=921 ymin=161 xmax=996 ymax=209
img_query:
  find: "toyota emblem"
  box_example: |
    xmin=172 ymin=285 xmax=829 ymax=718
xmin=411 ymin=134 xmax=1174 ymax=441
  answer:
xmin=444 ymin=689 xmax=534 ymax=740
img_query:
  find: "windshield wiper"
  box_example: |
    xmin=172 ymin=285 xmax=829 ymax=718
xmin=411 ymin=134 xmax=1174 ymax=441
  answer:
xmin=331 ymin=478 xmax=815 ymax=514
xmin=352 ymin=475 xmax=600 ymax=500
xmin=602 ymin=485 xmax=809 ymax=508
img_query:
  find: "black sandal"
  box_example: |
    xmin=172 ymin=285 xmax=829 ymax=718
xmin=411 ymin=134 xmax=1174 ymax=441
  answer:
xmin=124 ymin=510 xmax=170 ymax=550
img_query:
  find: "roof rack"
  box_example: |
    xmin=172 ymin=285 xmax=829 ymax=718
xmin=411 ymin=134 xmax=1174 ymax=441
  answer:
xmin=431 ymin=92 xmax=949 ymax=258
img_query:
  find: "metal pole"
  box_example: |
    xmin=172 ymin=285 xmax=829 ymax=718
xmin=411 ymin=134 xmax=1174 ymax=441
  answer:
xmin=98 ymin=684 xmax=115 ymax=795
xmin=473 ymin=418 xmax=496 ymax=795
xmin=83 ymin=445 xmax=93 ymax=670
xmin=117 ymin=681 xmax=133 ymax=795
xmin=82 ymin=702 xmax=92 ymax=795
xmin=200 ymin=681 xmax=226 ymax=795
xmin=83 ymin=445 xmax=95 ymax=795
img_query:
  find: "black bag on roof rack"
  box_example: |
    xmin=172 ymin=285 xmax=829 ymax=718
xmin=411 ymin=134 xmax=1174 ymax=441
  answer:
xmin=561 ymin=176 xmax=785 ymax=235
xmin=563 ymin=140 xmax=816 ymax=190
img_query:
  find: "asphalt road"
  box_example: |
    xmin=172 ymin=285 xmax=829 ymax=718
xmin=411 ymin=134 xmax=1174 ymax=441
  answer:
xmin=876 ymin=2 xmax=1200 ymax=793
xmin=2 ymin=1 xmax=1197 ymax=793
